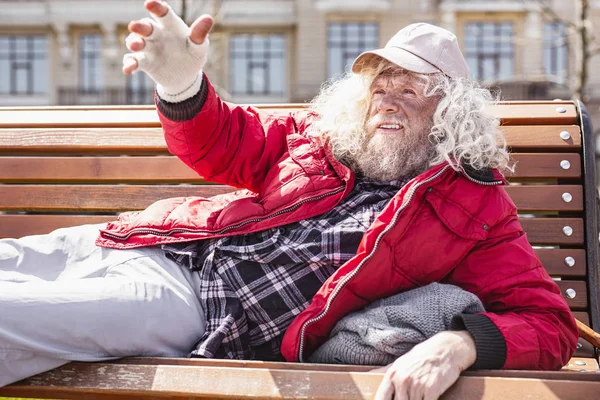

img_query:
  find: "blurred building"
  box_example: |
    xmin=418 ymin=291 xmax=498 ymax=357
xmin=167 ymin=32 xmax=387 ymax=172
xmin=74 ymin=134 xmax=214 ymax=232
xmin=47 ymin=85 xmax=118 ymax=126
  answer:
xmin=0 ymin=0 xmax=595 ymax=108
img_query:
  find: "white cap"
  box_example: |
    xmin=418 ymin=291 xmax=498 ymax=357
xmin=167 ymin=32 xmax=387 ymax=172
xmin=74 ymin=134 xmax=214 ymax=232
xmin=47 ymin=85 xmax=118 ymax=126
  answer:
xmin=352 ymin=23 xmax=469 ymax=79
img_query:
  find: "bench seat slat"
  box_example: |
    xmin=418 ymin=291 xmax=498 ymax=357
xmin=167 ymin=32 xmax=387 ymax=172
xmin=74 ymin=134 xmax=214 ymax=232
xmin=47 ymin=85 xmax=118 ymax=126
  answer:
xmin=0 ymin=102 xmax=578 ymax=128
xmin=487 ymin=102 xmax=578 ymax=125
xmin=555 ymin=281 xmax=588 ymax=309
xmin=0 ymin=185 xmax=235 ymax=211
xmin=0 ymin=215 xmax=589 ymax=274
xmin=0 ymin=104 xmax=306 ymax=129
xmin=0 ymin=154 xmax=583 ymax=181
xmin=0 ymin=157 xmax=206 ymax=183
xmin=1 ymin=362 xmax=598 ymax=400
xmin=507 ymin=153 xmax=581 ymax=179
xmin=113 ymin=356 xmax=598 ymax=374
xmin=520 ymin=218 xmax=584 ymax=245
xmin=0 ymin=128 xmax=170 ymax=155
xmin=0 ymin=215 xmax=115 ymax=238
xmin=504 ymin=185 xmax=583 ymax=211
xmin=0 ymin=125 xmax=581 ymax=155
xmin=0 ymin=184 xmax=584 ymax=212
xmin=502 ymin=126 xmax=581 ymax=149
xmin=536 ymin=249 xmax=586 ymax=277
xmin=0 ymin=214 xmax=585 ymax=246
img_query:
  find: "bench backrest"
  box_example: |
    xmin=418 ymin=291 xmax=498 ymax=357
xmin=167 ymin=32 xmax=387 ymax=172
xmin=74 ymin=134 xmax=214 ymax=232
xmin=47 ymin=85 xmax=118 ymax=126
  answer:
xmin=0 ymin=101 xmax=598 ymax=359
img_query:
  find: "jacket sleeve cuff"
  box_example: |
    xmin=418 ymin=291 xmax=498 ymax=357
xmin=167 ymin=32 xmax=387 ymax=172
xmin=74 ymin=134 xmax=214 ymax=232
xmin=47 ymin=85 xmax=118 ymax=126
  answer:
xmin=155 ymin=73 xmax=209 ymax=121
xmin=450 ymin=313 xmax=507 ymax=370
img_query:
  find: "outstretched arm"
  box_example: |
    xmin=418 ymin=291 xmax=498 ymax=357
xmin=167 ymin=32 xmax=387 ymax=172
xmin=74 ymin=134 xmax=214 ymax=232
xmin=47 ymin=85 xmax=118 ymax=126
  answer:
xmin=122 ymin=1 xmax=292 ymax=192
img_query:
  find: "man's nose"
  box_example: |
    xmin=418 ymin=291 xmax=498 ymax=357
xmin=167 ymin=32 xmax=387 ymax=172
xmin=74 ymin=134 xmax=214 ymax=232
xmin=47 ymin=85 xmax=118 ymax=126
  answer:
xmin=377 ymin=95 xmax=399 ymax=113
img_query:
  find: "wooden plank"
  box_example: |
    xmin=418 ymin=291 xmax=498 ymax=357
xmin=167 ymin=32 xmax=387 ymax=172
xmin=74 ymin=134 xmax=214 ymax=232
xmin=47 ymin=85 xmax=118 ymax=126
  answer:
xmin=0 ymin=184 xmax=583 ymax=213
xmin=0 ymin=215 xmax=586 ymax=246
xmin=535 ymin=248 xmax=586 ymax=277
xmin=502 ymin=125 xmax=581 ymax=150
xmin=0 ymin=215 xmax=116 ymax=239
xmin=504 ymin=185 xmax=583 ymax=212
xmin=0 ymin=107 xmax=163 ymax=128
xmin=0 ymin=105 xmax=302 ymax=129
xmin=0 ymin=216 xmax=591 ymax=278
xmin=0 ymin=128 xmax=170 ymax=155
xmin=520 ymin=218 xmax=584 ymax=245
xmin=117 ymin=356 xmax=599 ymax=374
xmin=0 ymin=104 xmax=305 ymax=112
xmin=0 ymin=185 xmax=236 ymax=212
xmin=0 ymin=156 xmax=204 ymax=183
xmin=0 ymin=102 xmax=577 ymax=128
xmin=1 ymin=362 xmax=599 ymax=400
xmin=488 ymin=102 xmax=578 ymax=125
xmin=0 ymin=156 xmax=584 ymax=183
xmin=0 ymin=126 xmax=582 ymax=155
xmin=118 ymin=357 xmax=373 ymax=373
xmin=507 ymin=153 xmax=581 ymax=179
xmin=556 ymin=281 xmax=588 ymax=310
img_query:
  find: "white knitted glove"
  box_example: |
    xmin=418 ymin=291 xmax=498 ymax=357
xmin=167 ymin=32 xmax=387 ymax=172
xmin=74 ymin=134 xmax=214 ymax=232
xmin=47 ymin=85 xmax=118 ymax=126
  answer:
xmin=124 ymin=4 xmax=208 ymax=103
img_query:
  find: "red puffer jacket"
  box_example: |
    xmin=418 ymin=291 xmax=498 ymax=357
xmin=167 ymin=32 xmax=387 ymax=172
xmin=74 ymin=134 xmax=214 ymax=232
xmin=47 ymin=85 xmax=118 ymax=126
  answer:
xmin=281 ymin=162 xmax=578 ymax=370
xmin=97 ymin=77 xmax=577 ymax=370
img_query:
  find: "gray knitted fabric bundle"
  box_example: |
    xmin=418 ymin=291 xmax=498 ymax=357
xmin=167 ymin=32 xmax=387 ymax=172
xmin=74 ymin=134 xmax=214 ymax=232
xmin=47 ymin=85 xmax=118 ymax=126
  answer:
xmin=308 ymin=282 xmax=485 ymax=365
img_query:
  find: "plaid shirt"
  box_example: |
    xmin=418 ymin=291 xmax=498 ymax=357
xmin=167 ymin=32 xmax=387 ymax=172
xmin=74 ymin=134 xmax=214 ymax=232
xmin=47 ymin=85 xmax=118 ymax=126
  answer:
xmin=163 ymin=177 xmax=411 ymax=360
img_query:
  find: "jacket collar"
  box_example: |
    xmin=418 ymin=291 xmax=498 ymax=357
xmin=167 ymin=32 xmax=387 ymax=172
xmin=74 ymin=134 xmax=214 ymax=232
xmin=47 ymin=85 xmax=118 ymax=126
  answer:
xmin=460 ymin=163 xmax=506 ymax=184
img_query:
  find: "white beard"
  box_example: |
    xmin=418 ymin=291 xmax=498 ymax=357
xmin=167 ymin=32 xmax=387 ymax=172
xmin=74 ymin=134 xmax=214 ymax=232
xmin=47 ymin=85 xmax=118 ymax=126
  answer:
xmin=331 ymin=116 xmax=433 ymax=182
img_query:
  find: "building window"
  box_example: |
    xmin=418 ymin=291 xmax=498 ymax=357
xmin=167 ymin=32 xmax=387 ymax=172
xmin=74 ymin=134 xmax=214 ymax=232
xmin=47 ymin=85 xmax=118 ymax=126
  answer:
xmin=126 ymin=71 xmax=154 ymax=104
xmin=79 ymin=34 xmax=103 ymax=93
xmin=0 ymin=35 xmax=48 ymax=95
xmin=328 ymin=22 xmax=378 ymax=78
xmin=543 ymin=21 xmax=568 ymax=84
xmin=464 ymin=22 xmax=514 ymax=81
xmin=230 ymin=34 xmax=285 ymax=95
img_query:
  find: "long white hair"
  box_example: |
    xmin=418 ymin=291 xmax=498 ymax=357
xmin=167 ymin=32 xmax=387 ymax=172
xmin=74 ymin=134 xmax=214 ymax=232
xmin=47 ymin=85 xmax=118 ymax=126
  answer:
xmin=308 ymin=58 xmax=510 ymax=174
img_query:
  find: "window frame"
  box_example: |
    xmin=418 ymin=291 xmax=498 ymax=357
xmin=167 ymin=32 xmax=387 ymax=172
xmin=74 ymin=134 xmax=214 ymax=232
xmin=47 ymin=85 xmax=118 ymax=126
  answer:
xmin=463 ymin=21 xmax=515 ymax=82
xmin=0 ymin=34 xmax=49 ymax=95
xmin=327 ymin=22 xmax=379 ymax=79
xmin=543 ymin=21 xmax=568 ymax=84
xmin=229 ymin=33 xmax=286 ymax=96
xmin=78 ymin=33 xmax=103 ymax=94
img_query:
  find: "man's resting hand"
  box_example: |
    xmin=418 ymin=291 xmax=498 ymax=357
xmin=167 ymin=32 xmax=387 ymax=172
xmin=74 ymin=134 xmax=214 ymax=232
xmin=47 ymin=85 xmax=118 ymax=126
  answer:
xmin=123 ymin=0 xmax=214 ymax=103
xmin=372 ymin=330 xmax=477 ymax=400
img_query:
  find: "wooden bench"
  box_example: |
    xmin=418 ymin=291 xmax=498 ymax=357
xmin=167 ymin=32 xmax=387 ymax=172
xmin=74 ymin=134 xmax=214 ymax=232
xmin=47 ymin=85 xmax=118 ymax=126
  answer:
xmin=0 ymin=101 xmax=599 ymax=399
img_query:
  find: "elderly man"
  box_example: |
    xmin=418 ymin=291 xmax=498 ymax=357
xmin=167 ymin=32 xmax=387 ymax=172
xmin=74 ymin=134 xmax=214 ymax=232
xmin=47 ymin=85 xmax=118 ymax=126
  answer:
xmin=0 ymin=1 xmax=577 ymax=398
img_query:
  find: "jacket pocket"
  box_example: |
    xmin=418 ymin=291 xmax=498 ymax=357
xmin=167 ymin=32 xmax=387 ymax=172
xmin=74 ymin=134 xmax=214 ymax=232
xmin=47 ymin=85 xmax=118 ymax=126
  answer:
xmin=389 ymin=188 xmax=488 ymax=284
xmin=424 ymin=189 xmax=490 ymax=241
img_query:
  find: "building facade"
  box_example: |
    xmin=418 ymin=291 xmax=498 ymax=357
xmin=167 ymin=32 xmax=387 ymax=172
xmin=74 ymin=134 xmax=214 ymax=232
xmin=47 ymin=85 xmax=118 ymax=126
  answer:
xmin=0 ymin=0 xmax=596 ymax=107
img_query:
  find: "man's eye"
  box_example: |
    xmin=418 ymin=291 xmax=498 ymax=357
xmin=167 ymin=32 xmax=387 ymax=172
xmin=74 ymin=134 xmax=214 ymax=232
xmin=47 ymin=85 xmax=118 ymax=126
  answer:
xmin=373 ymin=89 xmax=385 ymax=95
xmin=403 ymin=89 xmax=416 ymax=95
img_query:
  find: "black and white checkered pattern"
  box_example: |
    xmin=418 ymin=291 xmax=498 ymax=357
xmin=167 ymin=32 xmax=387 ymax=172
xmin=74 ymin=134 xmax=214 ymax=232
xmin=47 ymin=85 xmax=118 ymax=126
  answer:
xmin=163 ymin=177 xmax=411 ymax=360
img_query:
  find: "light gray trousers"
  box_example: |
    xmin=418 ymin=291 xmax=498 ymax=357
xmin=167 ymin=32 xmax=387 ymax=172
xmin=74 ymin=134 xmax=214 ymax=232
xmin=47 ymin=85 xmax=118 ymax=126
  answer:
xmin=0 ymin=224 xmax=206 ymax=387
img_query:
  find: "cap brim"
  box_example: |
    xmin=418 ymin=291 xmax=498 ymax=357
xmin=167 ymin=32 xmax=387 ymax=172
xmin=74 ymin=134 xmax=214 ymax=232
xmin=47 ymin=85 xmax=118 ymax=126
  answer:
xmin=351 ymin=47 xmax=441 ymax=75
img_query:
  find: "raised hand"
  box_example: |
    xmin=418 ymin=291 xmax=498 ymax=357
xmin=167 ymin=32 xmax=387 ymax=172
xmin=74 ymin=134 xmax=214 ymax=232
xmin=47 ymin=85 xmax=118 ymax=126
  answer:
xmin=123 ymin=0 xmax=214 ymax=103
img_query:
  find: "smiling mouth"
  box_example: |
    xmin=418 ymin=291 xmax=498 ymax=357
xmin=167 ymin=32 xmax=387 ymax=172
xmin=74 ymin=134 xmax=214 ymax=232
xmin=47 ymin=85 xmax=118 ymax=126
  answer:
xmin=378 ymin=124 xmax=403 ymax=130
